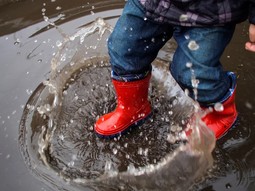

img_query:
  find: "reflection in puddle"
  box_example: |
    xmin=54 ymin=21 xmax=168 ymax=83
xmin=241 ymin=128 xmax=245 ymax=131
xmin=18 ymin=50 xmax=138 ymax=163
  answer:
xmin=19 ymin=18 xmax=216 ymax=190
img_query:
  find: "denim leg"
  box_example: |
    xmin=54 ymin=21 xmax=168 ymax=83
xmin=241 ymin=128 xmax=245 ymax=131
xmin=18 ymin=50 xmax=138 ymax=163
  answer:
xmin=170 ymin=25 xmax=236 ymax=106
xmin=108 ymin=0 xmax=173 ymax=82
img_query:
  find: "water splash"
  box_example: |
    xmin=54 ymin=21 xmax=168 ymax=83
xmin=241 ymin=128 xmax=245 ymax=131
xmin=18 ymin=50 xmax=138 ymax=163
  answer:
xmin=19 ymin=18 xmax=216 ymax=191
xmin=188 ymin=40 xmax=199 ymax=51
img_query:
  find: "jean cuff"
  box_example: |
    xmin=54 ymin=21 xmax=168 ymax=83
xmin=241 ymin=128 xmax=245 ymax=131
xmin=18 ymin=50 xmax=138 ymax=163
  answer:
xmin=111 ymin=71 xmax=151 ymax=82
xmin=218 ymin=71 xmax=237 ymax=102
xmin=204 ymin=71 xmax=237 ymax=107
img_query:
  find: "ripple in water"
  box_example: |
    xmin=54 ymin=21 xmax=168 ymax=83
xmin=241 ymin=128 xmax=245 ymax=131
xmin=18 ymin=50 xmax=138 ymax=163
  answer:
xmin=19 ymin=18 xmax=216 ymax=191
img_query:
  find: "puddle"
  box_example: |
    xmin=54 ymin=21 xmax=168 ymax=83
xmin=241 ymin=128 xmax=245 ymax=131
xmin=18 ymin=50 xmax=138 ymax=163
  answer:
xmin=1 ymin=1 xmax=255 ymax=191
xmin=18 ymin=17 xmax=216 ymax=190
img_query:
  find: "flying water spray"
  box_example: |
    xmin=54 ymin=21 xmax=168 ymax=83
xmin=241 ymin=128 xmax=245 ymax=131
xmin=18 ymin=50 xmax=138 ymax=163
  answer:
xmin=19 ymin=18 xmax=216 ymax=191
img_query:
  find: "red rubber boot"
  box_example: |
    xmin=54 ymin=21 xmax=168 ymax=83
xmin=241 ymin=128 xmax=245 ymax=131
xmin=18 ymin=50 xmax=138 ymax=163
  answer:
xmin=202 ymin=88 xmax=238 ymax=139
xmin=94 ymin=74 xmax=152 ymax=138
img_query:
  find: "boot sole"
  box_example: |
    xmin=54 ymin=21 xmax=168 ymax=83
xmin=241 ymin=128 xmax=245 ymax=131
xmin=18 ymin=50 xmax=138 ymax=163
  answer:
xmin=95 ymin=112 xmax=153 ymax=139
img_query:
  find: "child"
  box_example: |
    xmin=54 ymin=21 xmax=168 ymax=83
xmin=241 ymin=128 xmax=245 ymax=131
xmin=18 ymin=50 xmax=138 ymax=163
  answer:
xmin=94 ymin=0 xmax=255 ymax=139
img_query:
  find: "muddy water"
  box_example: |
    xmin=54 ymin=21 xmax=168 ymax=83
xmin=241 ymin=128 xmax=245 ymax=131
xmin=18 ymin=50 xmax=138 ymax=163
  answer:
xmin=17 ymin=16 xmax=216 ymax=190
xmin=1 ymin=1 xmax=255 ymax=191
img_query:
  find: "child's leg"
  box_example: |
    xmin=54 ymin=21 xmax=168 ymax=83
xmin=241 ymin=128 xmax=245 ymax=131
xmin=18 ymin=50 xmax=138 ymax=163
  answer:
xmin=108 ymin=0 xmax=173 ymax=81
xmin=95 ymin=0 xmax=173 ymax=138
xmin=170 ymin=25 xmax=237 ymax=139
xmin=170 ymin=25 xmax=236 ymax=105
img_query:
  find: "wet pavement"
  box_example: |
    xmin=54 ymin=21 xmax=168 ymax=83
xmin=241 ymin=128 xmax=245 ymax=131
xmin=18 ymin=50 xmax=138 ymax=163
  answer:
xmin=1 ymin=0 xmax=255 ymax=191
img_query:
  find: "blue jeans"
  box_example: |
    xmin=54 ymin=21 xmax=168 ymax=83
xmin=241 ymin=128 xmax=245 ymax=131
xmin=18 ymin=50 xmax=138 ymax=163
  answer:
xmin=108 ymin=0 xmax=236 ymax=106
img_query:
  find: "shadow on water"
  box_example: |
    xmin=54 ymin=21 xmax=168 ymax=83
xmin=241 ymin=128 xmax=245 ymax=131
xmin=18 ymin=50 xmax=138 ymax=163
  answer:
xmin=1 ymin=0 xmax=255 ymax=191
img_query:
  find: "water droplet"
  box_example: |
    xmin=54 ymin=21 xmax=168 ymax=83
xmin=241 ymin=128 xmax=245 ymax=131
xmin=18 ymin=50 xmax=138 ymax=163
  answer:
xmin=26 ymin=89 xmax=33 ymax=95
xmin=191 ymin=79 xmax=199 ymax=88
xmin=56 ymin=40 xmax=62 ymax=47
xmin=60 ymin=55 xmax=66 ymax=61
xmin=138 ymin=148 xmax=143 ymax=155
xmin=127 ymin=164 xmax=136 ymax=173
xmin=58 ymin=13 xmax=65 ymax=20
xmin=59 ymin=134 xmax=64 ymax=140
xmin=43 ymin=16 xmax=49 ymax=22
xmin=68 ymin=161 xmax=74 ymax=167
xmin=144 ymin=17 xmax=148 ymax=21
xmin=186 ymin=62 xmax=192 ymax=68
xmin=72 ymin=155 xmax=77 ymax=161
xmin=89 ymin=126 xmax=93 ymax=131
xmin=214 ymin=103 xmax=224 ymax=112
xmin=14 ymin=39 xmax=20 ymax=45
xmin=144 ymin=148 xmax=149 ymax=156
xmin=184 ymin=89 xmax=189 ymax=96
xmin=104 ymin=161 xmax=113 ymax=171
xmin=226 ymin=183 xmax=231 ymax=189
xmin=179 ymin=14 xmax=188 ymax=22
xmin=56 ymin=6 xmax=62 ymax=10
xmin=113 ymin=148 xmax=118 ymax=155
xmin=167 ymin=134 xmax=176 ymax=144
xmin=172 ymin=99 xmax=178 ymax=106
xmin=171 ymin=125 xmax=178 ymax=132
xmin=188 ymin=40 xmax=199 ymax=50
xmin=41 ymin=8 xmax=46 ymax=12
xmin=184 ymin=34 xmax=190 ymax=39
xmin=245 ymin=101 xmax=253 ymax=109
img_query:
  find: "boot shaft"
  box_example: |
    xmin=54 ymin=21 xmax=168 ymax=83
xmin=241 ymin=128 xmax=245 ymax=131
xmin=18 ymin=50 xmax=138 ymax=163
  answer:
xmin=112 ymin=74 xmax=151 ymax=107
xmin=201 ymin=72 xmax=237 ymax=139
xmin=95 ymin=74 xmax=152 ymax=138
xmin=220 ymin=88 xmax=236 ymax=116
